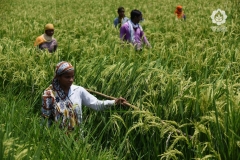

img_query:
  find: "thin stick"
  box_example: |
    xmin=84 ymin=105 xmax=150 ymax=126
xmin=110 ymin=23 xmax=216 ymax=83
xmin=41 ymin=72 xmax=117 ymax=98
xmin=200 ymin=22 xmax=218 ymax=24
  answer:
xmin=86 ymin=88 xmax=192 ymax=139
xmin=86 ymin=88 xmax=139 ymax=110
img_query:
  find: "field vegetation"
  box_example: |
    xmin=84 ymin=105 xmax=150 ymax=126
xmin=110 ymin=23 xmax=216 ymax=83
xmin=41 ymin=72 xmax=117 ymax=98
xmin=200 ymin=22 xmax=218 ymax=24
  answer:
xmin=0 ymin=0 xmax=240 ymax=159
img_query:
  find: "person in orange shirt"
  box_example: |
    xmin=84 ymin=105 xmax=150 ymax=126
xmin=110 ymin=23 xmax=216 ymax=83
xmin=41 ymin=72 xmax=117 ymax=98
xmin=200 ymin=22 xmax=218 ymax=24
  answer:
xmin=175 ymin=5 xmax=186 ymax=21
xmin=34 ymin=23 xmax=58 ymax=53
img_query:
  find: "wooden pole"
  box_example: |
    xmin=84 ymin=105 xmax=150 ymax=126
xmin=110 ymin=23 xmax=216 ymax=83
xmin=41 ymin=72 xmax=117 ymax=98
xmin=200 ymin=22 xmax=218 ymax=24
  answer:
xmin=86 ymin=88 xmax=139 ymax=110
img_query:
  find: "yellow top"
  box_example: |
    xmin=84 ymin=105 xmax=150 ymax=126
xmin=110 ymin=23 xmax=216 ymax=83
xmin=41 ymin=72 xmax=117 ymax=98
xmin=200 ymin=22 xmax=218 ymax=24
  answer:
xmin=34 ymin=35 xmax=46 ymax=46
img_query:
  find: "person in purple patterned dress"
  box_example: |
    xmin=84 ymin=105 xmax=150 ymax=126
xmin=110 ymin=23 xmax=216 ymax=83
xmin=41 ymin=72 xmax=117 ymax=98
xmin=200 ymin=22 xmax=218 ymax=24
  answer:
xmin=34 ymin=23 xmax=58 ymax=53
xmin=120 ymin=9 xmax=151 ymax=50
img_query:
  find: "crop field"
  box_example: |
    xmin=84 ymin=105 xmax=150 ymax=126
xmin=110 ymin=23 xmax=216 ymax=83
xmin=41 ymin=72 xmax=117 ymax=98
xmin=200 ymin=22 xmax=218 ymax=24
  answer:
xmin=0 ymin=0 xmax=240 ymax=159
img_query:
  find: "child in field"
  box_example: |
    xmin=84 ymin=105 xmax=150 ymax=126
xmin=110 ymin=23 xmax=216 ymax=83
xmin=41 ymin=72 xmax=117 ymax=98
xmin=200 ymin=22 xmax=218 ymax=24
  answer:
xmin=114 ymin=7 xmax=129 ymax=28
xmin=175 ymin=5 xmax=186 ymax=21
xmin=34 ymin=23 xmax=58 ymax=53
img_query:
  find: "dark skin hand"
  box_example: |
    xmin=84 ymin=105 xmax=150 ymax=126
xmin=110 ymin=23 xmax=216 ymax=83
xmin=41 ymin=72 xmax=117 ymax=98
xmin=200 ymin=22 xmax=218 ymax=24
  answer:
xmin=115 ymin=97 xmax=127 ymax=105
xmin=53 ymin=45 xmax=57 ymax=52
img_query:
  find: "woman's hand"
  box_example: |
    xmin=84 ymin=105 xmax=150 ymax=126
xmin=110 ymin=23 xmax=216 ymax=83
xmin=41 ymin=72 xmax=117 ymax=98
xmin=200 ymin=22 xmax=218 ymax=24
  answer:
xmin=115 ymin=97 xmax=127 ymax=105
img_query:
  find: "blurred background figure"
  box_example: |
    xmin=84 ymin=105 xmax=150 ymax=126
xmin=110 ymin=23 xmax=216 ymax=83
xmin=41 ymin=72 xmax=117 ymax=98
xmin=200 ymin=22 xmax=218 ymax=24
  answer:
xmin=120 ymin=9 xmax=151 ymax=51
xmin=114 ymin=7 xmax=129 ymax=28
xmin=174 ymin=5 xmax=186 ymax=21
xmin=34 ymin=23 xmax=58 ymax=53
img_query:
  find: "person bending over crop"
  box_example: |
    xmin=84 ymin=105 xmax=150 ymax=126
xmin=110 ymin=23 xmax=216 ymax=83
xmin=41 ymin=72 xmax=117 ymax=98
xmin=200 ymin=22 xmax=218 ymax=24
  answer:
xmin=174 ymin=5 xmax=186 ymax=21
xmin=41 ymin=61 xmax=126 ymax=130
xmin=120 ymin=9 xmax=151 ymax=50
xmin=114 ymin=7 xmax=129 ymax=28
xmin=34 ymin=23 xmax=58 ymax=53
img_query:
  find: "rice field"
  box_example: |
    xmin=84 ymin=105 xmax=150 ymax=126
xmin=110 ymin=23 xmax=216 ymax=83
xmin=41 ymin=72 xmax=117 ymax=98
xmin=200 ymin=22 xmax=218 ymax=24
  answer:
xmin=0 ymin=0 xmax=240 ymax=159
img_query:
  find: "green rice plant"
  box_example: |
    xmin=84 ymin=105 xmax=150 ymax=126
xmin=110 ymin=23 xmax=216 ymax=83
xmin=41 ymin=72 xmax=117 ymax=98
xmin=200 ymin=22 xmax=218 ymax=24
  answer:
xmin=1 ymin=0 xmax=240 ymax=159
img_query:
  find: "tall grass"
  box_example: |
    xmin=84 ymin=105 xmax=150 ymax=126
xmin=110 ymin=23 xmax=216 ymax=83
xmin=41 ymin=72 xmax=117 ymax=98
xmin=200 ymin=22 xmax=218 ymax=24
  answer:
xmin=0 ymin=0 xmax=240 ymax=159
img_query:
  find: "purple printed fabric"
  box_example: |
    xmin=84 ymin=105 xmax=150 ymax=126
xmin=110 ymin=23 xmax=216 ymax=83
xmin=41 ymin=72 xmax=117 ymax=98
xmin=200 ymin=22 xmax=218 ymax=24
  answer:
xmin=39 ymin=38 xmax=57 ymax=53
xmin=120 ymin=21 xmax=150 ymax=49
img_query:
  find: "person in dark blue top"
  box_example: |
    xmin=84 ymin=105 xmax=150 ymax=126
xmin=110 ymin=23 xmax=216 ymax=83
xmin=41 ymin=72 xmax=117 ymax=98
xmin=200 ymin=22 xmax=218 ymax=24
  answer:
xmin=114 ymin=7 xmax=129 ymax=28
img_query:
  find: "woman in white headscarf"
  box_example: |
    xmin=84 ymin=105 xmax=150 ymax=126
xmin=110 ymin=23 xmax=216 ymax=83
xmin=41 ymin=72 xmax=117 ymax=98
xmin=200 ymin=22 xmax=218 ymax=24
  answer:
xmin=41 ymin=61 xmax=126 ymax=130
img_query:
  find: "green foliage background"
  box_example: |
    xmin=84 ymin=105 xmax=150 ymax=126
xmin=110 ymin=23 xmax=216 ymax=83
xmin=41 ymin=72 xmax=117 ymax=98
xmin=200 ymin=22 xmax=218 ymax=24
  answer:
xmin=0 ymin=0 xmax=240 ymax=159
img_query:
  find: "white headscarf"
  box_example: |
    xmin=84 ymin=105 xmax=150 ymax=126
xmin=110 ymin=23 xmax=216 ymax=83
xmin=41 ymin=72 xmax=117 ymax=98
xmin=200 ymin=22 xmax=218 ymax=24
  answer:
xmin=127 ymin=20 xmax=143 ymax=43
